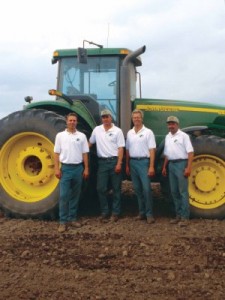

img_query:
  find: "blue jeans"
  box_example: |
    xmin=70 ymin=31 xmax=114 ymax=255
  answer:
xmin=168 ymin=161 xmax=190 ymax=219
xmin=59 ymin=164 xmax=83 ymax=224
xmin=130 ymin=159 xmax=153 ymax=217
xmin=97 ymin=159 xmax=122 ymax=216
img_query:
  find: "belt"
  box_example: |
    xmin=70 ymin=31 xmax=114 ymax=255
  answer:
xmin=98 ymin=156 xmax=117 ymax=161
xmin=169 ymin=159 xmax=187 ymax=163
xmin=130 ymin=157 xmax=149 ymax=160
xmin=61 ymin=163 xmax=83 ymax=166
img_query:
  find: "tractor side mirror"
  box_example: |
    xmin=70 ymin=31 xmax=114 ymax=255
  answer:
xmin=77 ymin=47 xmax=87 ymax=64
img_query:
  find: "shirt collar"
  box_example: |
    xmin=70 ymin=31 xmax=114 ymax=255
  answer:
xmin=131 ymin=125 xmax=145 ymax=134
xmin=168 ymin=128 xmax=181 ymax=137
xmin=65 ymin=129 xmax=77 ymax=135
xmin=101 ymin=123 xmax=114 ymax=131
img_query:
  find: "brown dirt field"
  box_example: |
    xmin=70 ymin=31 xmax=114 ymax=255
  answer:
xmin=0 ymin=182 xmax=225 ymax=300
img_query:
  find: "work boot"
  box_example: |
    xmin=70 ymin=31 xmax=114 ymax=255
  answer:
xmin=178 ymin=219 xmax=189 ymax=227
xmin=147 ymin=216 xmax=155 ymax=224
xmin=99 ymin=214 xmax=109 ymax=222
xmin=110 ymin=215 xmax=119 ymax=222
xmin=69 ymin=221 xmax=82 ymax=228
xmin=170 ymin=216 xmax=181 ymax=224
xmin=135 ymin=214 xmax=146 ymax=221
xmin=58 ymin=224 xmax=67 ymax=233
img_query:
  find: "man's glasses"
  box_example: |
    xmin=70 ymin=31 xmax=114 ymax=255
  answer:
xmin=101 ymin=115 xmax=110 ymax=119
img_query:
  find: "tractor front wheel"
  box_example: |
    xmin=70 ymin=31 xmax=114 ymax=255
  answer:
xmin=0 ymin=109 xmax=66 ymax=219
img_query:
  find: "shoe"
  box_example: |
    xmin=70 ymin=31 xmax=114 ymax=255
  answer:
xmin=170 ymin=216 xmax=181 ymax=224
xmin=69 ymin=221 xmax=82 ymax=228
xmin=58 ymin=224 xmax=67 ymax=233
xmin=99 ymin=214 xmax=109 ymax=222
xmin=178 ymin=219 xmax=189 ymax=227
xmin=110 ymin=215 xmax=119 ymax=222
xmin=147 ymin=216 xmax=155 ymax=224
xmin=135 ymin=214 xmax=146 ymax=221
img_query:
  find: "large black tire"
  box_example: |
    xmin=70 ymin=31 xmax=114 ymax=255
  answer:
xmin=190 ymin=135 xmax=225 ymax=219
xmin=0 ymin=109 xmax=66 ymax=219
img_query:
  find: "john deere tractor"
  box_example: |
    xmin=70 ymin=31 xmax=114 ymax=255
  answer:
xmin=1 ymin=40 xmax=225 ymax=219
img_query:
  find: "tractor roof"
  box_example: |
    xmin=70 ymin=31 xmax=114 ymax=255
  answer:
xmin=52 ymin=47 xmax=142 ymax=66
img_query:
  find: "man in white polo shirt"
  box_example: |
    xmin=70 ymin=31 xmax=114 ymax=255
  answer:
xmin=54 ymin=112 xmax=89 ymax=233
xmin=162 ymin=116 xmax=194 ymax=227
xmin=89 ymin=109 xmax=125 ymax=222
xmin=126 ymin=109 xmax=156 ymax=224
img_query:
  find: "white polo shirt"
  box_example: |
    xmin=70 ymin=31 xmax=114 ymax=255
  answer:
xmin=164 ymin=129 xmax=194 ymax=160
xmin=54 ymin=129 xmax=89 ymax=164
xmin=89 ymin=124 xmax=125 ymax=157
xmin=126 ymin=125 xmax=156 ymax=157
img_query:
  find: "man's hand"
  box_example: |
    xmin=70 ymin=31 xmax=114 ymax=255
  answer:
xmin=162 ymin=166 xmax=167 ymax=177
xmin=115 ymin=163 xmax=122 ymax=174
xmin=55 ymin=169 xmax=61 ymax=179
xmin=148 ymin=166 xmax=155 ymax=177
xmin=83 ymin=168 xmax=89 ymax=180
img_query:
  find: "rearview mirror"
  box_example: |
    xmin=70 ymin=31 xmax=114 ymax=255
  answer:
xmin=77 ymin=47 xmax=87 ymax=64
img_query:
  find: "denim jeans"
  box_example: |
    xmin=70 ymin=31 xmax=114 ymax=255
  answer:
xmin=97 ymin=159 xmax=122 ymax=216
xmin=129 ymin=159 xmax=153 ymax=217
xmin=168 ymin=160 xmax=190 ymax=219
xmin=59 ymin=164 xmax=83 ymax=224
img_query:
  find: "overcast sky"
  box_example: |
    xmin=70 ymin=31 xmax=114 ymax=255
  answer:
xmin=1 ymin=0 xmax=225 ymax=119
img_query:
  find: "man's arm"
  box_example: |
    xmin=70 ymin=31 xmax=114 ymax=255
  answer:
xmin=115 ymin=147 xmax=124 ymax=174
xmin=148 ymin=148 xmax=156 ymax=177
xmin=125 ymin=150 xmax=130 ymax=176
xmin=162 ymin=156 xmax=169 ymax=177
xmin=54 ymin=153 xmax=61 ymax=179
xmin=82 ymin=152 xmax=89 ymax=179
xmin=184 ymin=152 xmax=194 ymax=177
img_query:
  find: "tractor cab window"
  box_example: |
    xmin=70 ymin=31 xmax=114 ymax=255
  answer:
xmin=58 ymin=56 xmax=120 ymax=122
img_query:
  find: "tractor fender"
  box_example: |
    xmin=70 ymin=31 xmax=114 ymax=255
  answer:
xmin=181 ymin=125 xmax=208 ymax=135
xmin=213 ymin=115 xmax=225 ymax=127
xmin=25 ymin=100 xmax=97 ymax=131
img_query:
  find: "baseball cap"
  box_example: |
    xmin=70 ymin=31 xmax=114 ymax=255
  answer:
xmin=101 ymin=109 xmax=112 ymax=117
xmin=166 ymin=116 xmax=179 ymax=124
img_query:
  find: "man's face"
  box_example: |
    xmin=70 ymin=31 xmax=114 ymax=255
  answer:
xmin=132 ymin=112 xmax=143 ymax=127
xmin=101 ymin=114 xmax=112 ymax=125
xmin=167 ymin=122 xmax=179 ymax=134
xmin=66 ymin=116 xmax=77 ymax=130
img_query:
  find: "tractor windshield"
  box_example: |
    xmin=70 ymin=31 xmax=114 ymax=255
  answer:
xmin=58 ymin=56 xmax=120 ymax=121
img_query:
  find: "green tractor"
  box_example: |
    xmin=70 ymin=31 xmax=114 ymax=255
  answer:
xmin=1 ymin=41 xmax=225 ymax=219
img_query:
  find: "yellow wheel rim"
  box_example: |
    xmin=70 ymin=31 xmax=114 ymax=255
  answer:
xmin=0 ymin=132 xmax=58 ymax=203
xmin=189 ymin=154 xmax=225 ymax=209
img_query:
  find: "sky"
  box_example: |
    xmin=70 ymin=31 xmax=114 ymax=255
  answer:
xmin=1 ymin=0 xmax=225 ymax=119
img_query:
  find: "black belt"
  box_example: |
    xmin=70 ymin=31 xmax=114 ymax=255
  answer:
xmin=61 ymin=163 xmax=83 ymax=166
xmin=98 ymin=156 xmax=117 ymax=161
xmin=169 ymin=159 xmax=187 ymax=163
xmin=130 ymin=157 xmax=149 ymax=160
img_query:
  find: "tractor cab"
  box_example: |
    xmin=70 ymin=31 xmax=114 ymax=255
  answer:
xmin=52 ymin=44 xmax=145 ymax=132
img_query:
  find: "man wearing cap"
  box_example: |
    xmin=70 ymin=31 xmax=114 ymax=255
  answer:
xmin=162 ymin=116 xmax=194 ymax=226
xmin=126 ymin=109 xmax=156 ymax=224
xmin=89 ymin=109 xmax=125 ymax=222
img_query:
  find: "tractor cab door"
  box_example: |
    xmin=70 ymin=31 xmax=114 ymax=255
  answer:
xmin=56 ymin=56 xmax=121 ymax=125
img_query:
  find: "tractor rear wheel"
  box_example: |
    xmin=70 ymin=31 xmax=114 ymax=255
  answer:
xmin=0 ymin=109 xmax=66 ymax=219
xmin=189 ymin=135 xmax=225 ymax=219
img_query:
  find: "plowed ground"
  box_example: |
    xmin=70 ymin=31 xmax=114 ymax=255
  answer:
xmin=0 ymin=182 xmax=225 ymax=300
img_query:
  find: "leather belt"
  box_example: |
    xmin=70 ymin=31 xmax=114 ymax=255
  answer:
xmin=169 ymin=159 xmax=187 ymax=163
xmin=61 ymin=163 xmax=83 ymax=166
xmin=130 ymin=157 xmax=149 ymax=160
xmin=98 ymin=156 xmax=117 ymax=161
